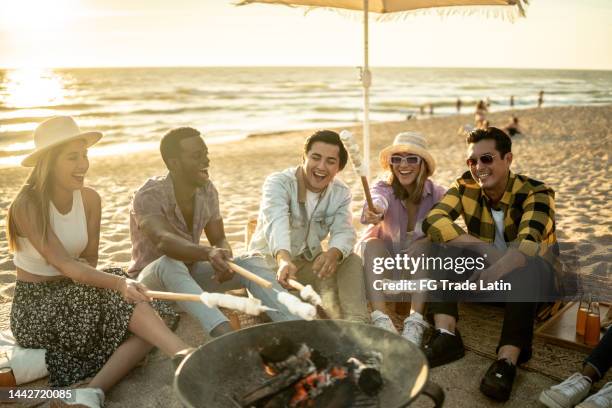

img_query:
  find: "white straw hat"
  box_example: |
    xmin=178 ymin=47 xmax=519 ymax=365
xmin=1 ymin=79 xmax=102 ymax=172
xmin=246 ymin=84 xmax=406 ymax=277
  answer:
xmin=379 ymin=131 xmax=436 ymax=176
xmin=21 ymin=116 xmax=102 ymax=167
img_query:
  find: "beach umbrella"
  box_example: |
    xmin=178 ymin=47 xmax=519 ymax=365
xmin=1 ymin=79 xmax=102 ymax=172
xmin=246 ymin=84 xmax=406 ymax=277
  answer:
xmin=237 ymin=0 xmax=527 ymax=178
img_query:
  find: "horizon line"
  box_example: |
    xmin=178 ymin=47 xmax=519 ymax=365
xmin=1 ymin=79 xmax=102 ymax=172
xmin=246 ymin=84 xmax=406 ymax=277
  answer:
xmin=1 ymin=65 xmax=611 ymax=72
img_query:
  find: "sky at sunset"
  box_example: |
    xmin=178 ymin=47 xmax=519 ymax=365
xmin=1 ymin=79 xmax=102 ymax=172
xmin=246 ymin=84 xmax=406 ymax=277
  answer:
xmin=0 ymin=0 xmax=610 ymax=70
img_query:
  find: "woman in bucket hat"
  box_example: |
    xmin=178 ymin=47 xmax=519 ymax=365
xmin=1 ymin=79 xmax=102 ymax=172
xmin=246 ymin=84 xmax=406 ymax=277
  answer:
xmin=358 ymin=131 xmax=446 ymax=344
xmin=7 ymin=116 xmax=193 ymax=407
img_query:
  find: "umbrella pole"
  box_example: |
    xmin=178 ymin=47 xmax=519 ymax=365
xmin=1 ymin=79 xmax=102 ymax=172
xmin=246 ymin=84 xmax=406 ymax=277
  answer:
xmin=362 ymin=0 xmax=371 ymax=180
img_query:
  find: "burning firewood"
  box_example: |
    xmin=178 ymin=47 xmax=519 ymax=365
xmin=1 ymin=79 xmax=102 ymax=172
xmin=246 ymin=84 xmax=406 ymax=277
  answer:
xmin=240 ymin=338 xmax=383 ymax=407
xmin=347 ymin=352 xmax=384 ymax=396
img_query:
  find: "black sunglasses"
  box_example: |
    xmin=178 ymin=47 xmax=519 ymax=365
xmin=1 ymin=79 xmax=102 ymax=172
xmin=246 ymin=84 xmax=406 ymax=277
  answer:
xmin=466 ymin=153 xmax=497 ymax=167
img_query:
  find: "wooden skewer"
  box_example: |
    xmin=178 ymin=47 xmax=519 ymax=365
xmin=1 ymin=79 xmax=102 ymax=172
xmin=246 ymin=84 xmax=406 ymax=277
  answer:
xmin=360 ymin=176 xmax=375 ymax=213
xmin=228 ymin=261 xmax=273 ymax=289
xmin=145 ymin=290 xmax=201 ymax=302
xmin=287 ymin=278 xmax=305 ymax=291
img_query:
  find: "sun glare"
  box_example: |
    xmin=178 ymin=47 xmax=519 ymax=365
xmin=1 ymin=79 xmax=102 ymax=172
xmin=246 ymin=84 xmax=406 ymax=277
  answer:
xmin=0 ymin=0 xmax=78 ymax=31
xmin=2 ymin=69 xmax=67 ymax=109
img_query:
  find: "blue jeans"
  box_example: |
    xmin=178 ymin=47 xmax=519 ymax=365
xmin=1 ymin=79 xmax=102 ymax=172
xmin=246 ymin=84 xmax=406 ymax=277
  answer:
xmin=137 ymin=254 xmax=300 ymax=333
xmin=585 ymin=327 xmax=611 ymax=380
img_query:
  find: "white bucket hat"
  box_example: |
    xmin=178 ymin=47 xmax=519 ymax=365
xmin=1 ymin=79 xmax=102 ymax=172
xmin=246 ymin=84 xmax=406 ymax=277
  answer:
xmin=21 ymin=116 xmax=102 ymax=167
xmin=379 ymin=131 xmax=436 ymax=176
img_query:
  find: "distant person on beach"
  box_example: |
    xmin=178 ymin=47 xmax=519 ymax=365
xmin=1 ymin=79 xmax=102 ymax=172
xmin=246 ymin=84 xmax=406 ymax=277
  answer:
xmin=7 ymin=116 xmax=193 ymax=407
xmin=420 ymin=127 xmax=559 ymax=402
xmin=540 ymin=327 xmax=612 ymax=408
xmin=456 ymin=98 xmax=462 ymax=114
xmin=475 ymin=100 xmax=488 ymax=129
xmin=538 ymin=90 xmax=544 ymax=108
xmin=503 ymin=115 xmax=523 ymax=137
xmin=429 ymin=104 xmax=434 ymax=115
xmin=358 ymin=132 xmax=446 ymax=338
xmin=128 ymin=127 xmax=300 ymax=338
xmin=510 ymin=95 xmax=515 ymax=108
xmin=249 ymin=130 xmax=369 ymax=323
xmin=457 ymin=124 xmax=474 ymax=136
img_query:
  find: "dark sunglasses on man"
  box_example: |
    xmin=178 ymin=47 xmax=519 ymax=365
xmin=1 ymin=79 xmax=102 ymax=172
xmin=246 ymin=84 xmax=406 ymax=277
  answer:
xmin=466 ymin=153 xmax=497 ymax=167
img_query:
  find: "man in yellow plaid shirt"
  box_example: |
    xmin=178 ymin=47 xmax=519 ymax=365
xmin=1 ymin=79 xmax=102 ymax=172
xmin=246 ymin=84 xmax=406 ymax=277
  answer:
xmin=420 ymin=127 xmax=559 ymax=402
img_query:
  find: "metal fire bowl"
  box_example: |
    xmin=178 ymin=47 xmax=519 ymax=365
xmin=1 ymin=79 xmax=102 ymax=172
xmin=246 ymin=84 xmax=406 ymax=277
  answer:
xmin=174 ymin=320 xmax=444 ymax=407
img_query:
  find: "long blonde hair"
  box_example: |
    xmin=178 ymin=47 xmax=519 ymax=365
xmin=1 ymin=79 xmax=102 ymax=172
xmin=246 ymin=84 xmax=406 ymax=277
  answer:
xmin=7 ymin=147 xmax=60 ymax=252
xmin=386 ymin=160 xmax=429 ymax=204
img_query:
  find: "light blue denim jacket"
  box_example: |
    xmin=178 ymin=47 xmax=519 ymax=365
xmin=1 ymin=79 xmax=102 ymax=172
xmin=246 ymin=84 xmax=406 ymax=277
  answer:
xmin=248 ymin=166 xmax=356 ymax=268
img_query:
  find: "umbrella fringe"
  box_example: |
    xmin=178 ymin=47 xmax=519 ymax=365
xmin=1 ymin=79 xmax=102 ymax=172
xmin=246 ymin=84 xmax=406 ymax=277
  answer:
xmin=310 ymin=5 xmax=526 ymax=23
xmin=236 ymin=1 xmax=528 ymax=22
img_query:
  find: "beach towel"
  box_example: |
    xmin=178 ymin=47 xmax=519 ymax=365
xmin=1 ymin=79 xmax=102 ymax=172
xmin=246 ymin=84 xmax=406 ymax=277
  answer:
xmin=0 ymin=329 xmax=48 ymax=385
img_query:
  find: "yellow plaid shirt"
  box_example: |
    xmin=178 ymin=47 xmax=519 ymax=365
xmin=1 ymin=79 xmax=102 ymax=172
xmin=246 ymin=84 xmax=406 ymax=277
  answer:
xmin=423 ymin=171 xmax=558 ymax=262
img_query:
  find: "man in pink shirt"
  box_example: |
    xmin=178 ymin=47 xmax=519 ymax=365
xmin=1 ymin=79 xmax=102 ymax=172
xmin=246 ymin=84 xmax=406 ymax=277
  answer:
xmin=128 ymin=127 xmax=298 ymax=338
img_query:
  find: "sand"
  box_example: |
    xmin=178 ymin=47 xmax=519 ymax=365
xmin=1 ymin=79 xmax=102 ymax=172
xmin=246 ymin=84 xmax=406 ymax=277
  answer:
xmin=0 ymin=105 xmax=610 ymax=407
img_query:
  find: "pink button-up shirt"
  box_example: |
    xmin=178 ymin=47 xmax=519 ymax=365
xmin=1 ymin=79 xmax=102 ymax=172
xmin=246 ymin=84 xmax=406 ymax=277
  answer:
xmin=127 ymin=174 xmax=221 ymax=276
xmin=357 ymin=178 xmax=447 ymax=255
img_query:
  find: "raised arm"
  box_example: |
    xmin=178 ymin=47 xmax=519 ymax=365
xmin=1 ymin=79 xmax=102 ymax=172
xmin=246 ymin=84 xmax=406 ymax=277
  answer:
xmin=360 ymin=180 xmax=390 ymax=225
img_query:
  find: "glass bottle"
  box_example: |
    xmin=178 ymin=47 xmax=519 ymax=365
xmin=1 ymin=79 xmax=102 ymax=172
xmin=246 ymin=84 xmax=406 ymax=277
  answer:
xmin=584 ymin=301 xmax=601 ymax=346
xmin=576 ymin=296 xmax=589 ymax=336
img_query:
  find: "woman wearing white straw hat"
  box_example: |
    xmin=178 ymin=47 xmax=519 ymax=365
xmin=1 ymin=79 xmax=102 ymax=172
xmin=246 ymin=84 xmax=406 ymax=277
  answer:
xmin=7 ymin=116 xmax=193 ymax=407
xmin=358 ymin=131 xmax=446 ymax=345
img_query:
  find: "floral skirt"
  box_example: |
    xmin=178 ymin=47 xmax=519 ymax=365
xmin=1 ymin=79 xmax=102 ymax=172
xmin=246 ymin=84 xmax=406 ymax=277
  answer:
xmin=10 ymin=267 xmax=179 ymax=387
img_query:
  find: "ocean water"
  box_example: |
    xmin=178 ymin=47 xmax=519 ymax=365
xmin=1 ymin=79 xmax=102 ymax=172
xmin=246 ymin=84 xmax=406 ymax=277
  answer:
xmin=0 ymin=66 xmax=610 ymax=165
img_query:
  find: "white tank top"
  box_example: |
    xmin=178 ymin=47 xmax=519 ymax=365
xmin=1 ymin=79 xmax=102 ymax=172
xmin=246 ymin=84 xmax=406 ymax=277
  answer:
xmin=13 ymin=190 xmax=89 ymax=276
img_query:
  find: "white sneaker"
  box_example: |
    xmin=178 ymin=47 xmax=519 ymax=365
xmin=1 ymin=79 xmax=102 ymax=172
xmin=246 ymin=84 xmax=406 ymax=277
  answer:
xmin=401 ymin=313 xmax=430 ymax=347
xmin=51 ymin=387 xmax=105 ymax=408
xmin=539 ymin=373 xmax=592 ymax=408
xmin=371 ymin=310 xmax=398 ymax=334
xmin=577 ymin=382 xmax=612 ymax=408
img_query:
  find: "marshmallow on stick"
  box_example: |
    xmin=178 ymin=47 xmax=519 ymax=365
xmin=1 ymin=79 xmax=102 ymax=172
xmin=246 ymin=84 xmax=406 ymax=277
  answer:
xmin=223 ymin=262 xmax=316 ymax=320
xmin=287 ymin=279 xmax=322 ymax=306
xmin=145 ymin=290 xmax=274 ymax=316
xmin=339 ymin=130 xmax=375 ymax=212
xmin=200 ymin=292 xmax=274 ymax=316
xmin=276 ymin=292 xmax=317 ymax=321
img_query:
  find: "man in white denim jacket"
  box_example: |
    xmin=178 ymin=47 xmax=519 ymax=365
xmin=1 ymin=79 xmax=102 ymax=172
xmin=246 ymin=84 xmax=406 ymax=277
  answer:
xmin=249 ymin=130 xmax=369 ymax=323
